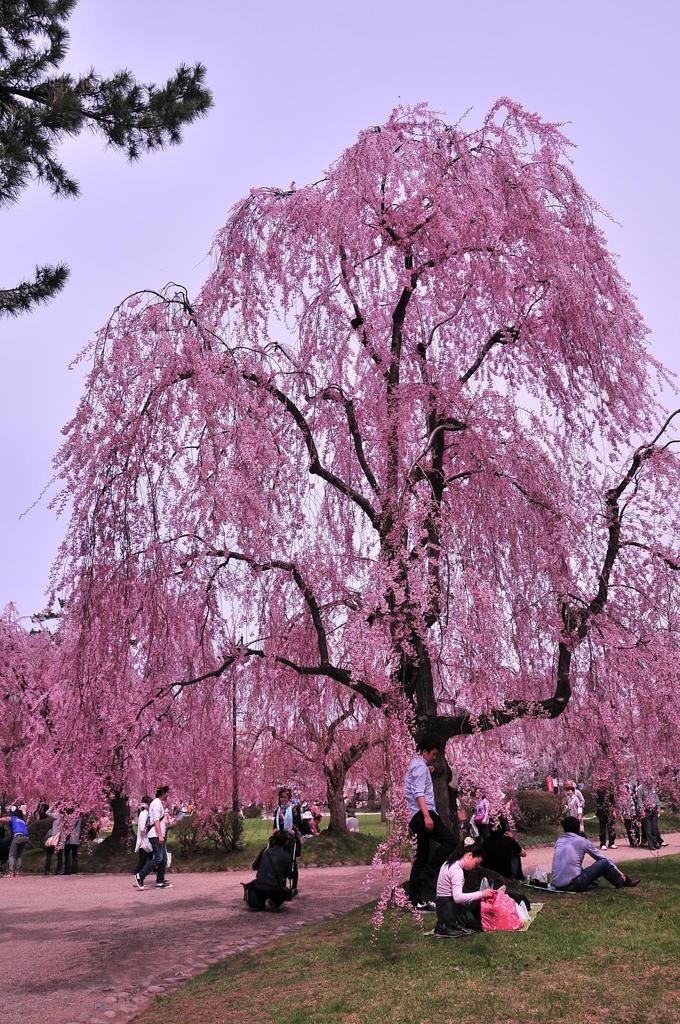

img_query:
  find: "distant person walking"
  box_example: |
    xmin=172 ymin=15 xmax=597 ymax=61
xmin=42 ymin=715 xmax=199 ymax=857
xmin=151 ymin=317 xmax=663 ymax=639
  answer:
xmin=134 ymin=785 xmax=173 ymax=890
xmin=44 ymin=806 xmax=64 ymax=875
xmin=637 ymin=785 xmax=667 ymax=851
xmin=64 ymin=812 xmax=84 ymax=874
xmin=595 ymin=788 xmax=617 ymax=850
xmin=564 ymin=782 xmax=585 ymax=833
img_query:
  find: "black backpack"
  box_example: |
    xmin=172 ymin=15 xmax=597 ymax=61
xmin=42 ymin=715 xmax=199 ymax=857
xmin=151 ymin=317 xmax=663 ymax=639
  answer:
xmin=242 ymin=880 xmax=260 ymax=909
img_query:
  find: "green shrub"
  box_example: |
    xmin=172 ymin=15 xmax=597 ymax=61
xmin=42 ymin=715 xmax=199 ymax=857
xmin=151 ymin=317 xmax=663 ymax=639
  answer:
xmin=202 ymin=809 xmax=243 ymax=852
xmin=242 ymin=803 xmax=263 ymax=819
xmin=28 ymin=816 xmax=52 ymax=847
xmin=515 ymin=789 xmax=563 ymax=827
xmin=174 ymin=814 xmax=204 ymax=855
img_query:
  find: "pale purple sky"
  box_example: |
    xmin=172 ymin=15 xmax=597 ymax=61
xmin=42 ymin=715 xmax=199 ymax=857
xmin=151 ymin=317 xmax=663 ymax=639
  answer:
xmin=1 ymin=1 xmax=678 ymax=615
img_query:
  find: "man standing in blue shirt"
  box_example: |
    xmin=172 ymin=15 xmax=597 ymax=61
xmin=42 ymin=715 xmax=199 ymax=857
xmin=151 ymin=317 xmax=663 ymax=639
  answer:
xmin=551 ymin=817 xmax=640 ymax=891
xmin=404 ymin=736 xmax=456 ymax=911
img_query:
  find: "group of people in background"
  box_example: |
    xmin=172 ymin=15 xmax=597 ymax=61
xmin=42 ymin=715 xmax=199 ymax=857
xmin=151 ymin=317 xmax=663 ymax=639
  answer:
xmin=43 ymin=807 xmax=86 ymax=875
xmin=0 ymin=803 xmax=86 ymax=877
xmin=547 ymin=775 xmax=668 ymax=853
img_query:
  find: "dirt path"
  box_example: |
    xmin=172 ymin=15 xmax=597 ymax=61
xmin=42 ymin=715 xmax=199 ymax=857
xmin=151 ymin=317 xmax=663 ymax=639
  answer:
xmin=4 ymin=834 xmax=678 ymax=1024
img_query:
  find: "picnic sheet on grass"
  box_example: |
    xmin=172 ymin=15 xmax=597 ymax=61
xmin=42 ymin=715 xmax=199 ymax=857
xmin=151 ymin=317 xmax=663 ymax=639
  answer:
xmin=521 ymin=901 xmax=543 ymax=930
xmin=524 ymin=882 xmax=582 ymax=894
xmin=425 ymin=903 xmax=544 ymax=936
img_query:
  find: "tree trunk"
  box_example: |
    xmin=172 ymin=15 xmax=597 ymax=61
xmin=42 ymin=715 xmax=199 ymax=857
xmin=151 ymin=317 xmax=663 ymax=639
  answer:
xmin=380 ymin=778 xmax=389 ymax=822
xmin=432 ymin=754 xmax=453 ymax=830
xmin=231 ymin=673 xmax=239 ymax=815
xmin=325 ymin=766 xmax=347 ymax=833
xmin=106 ymin=790 xmax=131 ymax=850
xmin=398 ymin=649 xmax=454 ymax=828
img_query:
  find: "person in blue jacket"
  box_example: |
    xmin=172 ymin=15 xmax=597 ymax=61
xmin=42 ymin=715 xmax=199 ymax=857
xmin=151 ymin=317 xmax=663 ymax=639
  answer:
xmin=0 ymin=807 xmax=30 ymax=876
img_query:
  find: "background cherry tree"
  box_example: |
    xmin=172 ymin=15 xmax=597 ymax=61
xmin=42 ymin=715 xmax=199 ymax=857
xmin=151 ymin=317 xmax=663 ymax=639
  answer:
xmin=48 ymin=99 xmax=680 ymax=827
xmin=248 ymin=668 xmax=386 ymax=831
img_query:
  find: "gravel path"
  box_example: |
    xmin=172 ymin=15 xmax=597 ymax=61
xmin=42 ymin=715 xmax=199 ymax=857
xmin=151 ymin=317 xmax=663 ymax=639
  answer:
xmin=4 ymin=833 xmax=678 ymax=1024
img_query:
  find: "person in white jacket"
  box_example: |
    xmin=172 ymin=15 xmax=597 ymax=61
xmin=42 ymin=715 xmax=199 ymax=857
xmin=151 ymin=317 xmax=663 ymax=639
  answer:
xmin=134 ymin=796 xmax=153 ymax=875
xmin=564 ymin=782 xmax=585 ymax=834
xmin=434 ymin=841 xmax=495 ymax=937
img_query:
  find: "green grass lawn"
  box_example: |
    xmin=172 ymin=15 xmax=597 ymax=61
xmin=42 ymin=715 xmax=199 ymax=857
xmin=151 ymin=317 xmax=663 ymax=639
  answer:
xmin=20 ymin=811 xmax=680 ymax=874
xmin=134 ymin=854 xmax=680 ymax=1024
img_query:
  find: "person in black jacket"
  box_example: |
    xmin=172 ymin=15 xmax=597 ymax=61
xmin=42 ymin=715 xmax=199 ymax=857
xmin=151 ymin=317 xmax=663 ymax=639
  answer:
xmin=482 ymin=818 xmax=527 ymax=880
xmin=249 ymin=831 xmax=294 ymax=911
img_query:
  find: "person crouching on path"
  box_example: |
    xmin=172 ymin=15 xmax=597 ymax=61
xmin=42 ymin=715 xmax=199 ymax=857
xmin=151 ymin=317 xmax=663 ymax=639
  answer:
xmin=404 ymin=736 xmax=456 ymax=913
xmin=551 ymin=817 xmax=640 ymax=891
xmin=249 ymin=831 xmax=294 ymax=911
xmin=134 ymin=785 xmax=172 ymax=890
xmin=434 ymin=840 xmax=495 ymax=937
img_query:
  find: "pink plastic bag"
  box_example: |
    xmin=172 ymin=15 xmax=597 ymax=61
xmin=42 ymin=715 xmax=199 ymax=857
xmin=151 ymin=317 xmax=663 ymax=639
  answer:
xmin=481 ymin=890 xmax=524 ymax=932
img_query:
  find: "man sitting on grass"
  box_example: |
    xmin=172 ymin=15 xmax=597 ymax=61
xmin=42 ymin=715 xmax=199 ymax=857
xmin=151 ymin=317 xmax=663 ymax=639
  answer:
xmin=551 ymin=817 xmax=640 ymax=892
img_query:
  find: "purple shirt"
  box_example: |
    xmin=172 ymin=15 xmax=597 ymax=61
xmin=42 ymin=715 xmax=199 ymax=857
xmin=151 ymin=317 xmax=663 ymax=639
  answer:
xmin=551 ymin=831 xmax=605 ymax=887
xmin=404 ymin=754 xmax=435 ymax=817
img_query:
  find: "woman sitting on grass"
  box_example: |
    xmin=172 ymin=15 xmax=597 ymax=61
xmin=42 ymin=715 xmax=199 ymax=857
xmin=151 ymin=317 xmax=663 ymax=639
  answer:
xmin=434 ymin=840 xmax=495 ymax=938
xmin=482 ymin=816 xmax=527 ymax=880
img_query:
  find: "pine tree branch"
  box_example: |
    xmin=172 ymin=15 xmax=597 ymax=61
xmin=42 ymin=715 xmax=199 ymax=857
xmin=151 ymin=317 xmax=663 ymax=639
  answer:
xmin=0 ymin=262 xmax=68 ymax=316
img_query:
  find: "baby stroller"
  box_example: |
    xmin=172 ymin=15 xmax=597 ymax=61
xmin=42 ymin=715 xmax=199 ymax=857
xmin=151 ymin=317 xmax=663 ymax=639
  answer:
xmin=286 ymin=832 xmax=299 ymax=896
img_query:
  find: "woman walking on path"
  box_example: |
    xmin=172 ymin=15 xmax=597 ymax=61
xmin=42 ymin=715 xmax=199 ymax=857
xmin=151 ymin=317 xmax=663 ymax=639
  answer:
xmin=44 ymin=806 xmax=64 ymax=875
xmin=64 ymin=812 xmax=84 ymax=874
xmin=564 ymin=782 xmax=585 ymax=834
xmin=134 ymin=797 xmax=153 ymax=874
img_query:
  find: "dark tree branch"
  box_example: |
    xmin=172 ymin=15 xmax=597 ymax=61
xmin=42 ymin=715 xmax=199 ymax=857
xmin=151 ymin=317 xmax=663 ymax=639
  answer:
xmin=321 ymin=384 xmax=381 ymax=495
xmin=459 ymin=326 xmax=520 ymax=384
xmin=244 ymin=372 xmax=381 ymax=530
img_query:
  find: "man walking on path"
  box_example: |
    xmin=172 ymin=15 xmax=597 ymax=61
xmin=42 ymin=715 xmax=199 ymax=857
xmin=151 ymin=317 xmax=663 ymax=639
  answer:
xmin=135 ymin=785 xmax=173 ymax=890
xmin=404 ymin=737 xmax=456 ymax=911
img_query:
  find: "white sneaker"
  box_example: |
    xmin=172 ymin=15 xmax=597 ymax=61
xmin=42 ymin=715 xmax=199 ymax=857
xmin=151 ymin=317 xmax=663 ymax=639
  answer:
xmin=599 ymin=844 xmax=607 ymax=850
xmin=608 ymin=844 xmax=617 ymax=849
xmin=155 ymin=881 xmax=173 ymax=888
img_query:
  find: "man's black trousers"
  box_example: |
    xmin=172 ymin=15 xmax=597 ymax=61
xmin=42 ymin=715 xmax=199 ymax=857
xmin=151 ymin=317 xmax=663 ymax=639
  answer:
xmin=408 ymin=810 xmax=456 ymax=904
